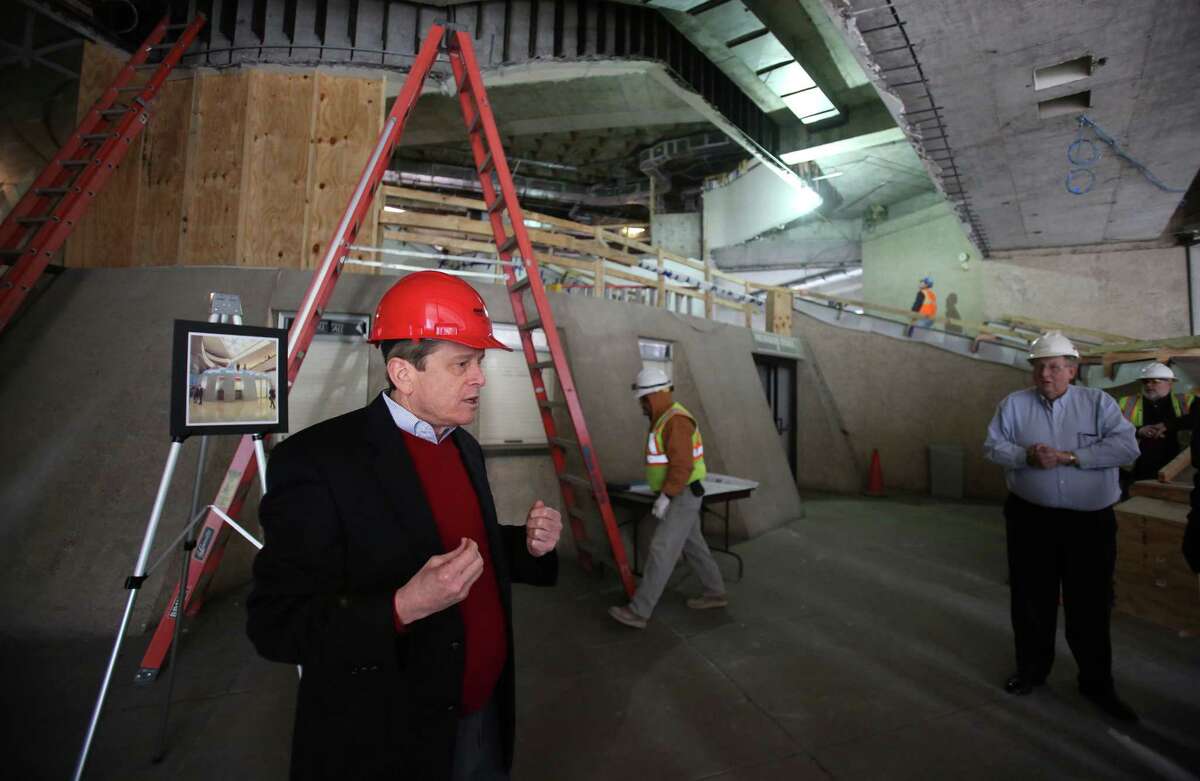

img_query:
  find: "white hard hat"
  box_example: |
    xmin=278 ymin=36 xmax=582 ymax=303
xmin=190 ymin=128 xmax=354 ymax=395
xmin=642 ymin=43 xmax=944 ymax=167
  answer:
xmin=632 ymin=366 xmax=671 ymax=399
xmin=1140 ymin=362 xmax=1176 ymax=381
xmin=1028 ymin=330 xmax=1079 ymax=361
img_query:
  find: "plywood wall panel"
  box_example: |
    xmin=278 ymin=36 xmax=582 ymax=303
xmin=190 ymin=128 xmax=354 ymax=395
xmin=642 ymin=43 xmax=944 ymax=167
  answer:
xmin=238 ymin=71 xmax=314 ymax=268
xmin=180 ymin=72 xmax=248 ymax=265
xmin=65 ymin=42 xmax=142 ymax=268
xmin=133 ymin=78 xmax=194 ymax=265
xmin=304 ymin=73 xmax=383 ymax=275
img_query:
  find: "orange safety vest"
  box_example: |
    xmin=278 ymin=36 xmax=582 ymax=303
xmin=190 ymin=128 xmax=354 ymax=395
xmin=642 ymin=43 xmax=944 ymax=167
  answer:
xmin=918 ymin=288 xmax=937 ymax=318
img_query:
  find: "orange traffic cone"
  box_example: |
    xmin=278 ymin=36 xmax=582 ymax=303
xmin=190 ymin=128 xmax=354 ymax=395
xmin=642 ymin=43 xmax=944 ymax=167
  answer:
xmin=865 ymin=449 xmax=886 ymax=497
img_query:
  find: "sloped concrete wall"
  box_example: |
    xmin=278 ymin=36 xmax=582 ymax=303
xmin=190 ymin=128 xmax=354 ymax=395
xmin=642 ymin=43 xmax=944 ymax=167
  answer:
xmin=0 ymin=267 xmax=800 ymax=640
xmin=983 ymin=245 xmax=1188 ymax=339
xmin=791 ymin=309 xmax=1028 ymax=498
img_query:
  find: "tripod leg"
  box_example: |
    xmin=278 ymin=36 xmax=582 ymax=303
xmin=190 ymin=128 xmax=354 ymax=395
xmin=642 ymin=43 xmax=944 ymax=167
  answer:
xmin=73 ymin=439 xmax=184 ymax=781
xmin=153 ymin=436 xmax=208 ymax=763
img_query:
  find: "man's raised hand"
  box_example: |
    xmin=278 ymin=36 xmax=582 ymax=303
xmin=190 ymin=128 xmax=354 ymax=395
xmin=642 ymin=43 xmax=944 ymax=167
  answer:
xmin=393 ymin=538 xmax=484 ymax=625
xmin=525 ymin=500 xmax=562 ymax=557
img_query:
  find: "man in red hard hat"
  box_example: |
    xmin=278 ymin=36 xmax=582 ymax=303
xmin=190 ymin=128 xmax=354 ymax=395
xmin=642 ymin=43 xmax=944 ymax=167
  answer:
xmin=248 ymin=270 xmax=562 ymax=780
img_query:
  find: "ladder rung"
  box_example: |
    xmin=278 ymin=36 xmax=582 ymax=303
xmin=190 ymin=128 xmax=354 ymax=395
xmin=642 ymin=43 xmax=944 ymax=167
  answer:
xmin=518 ymin=317 xmax=542 ymax=332
xmin=117 ymin=83 xmax=148 ymax=92
xmin=34 ymin=187 xmax=71 ymax=197
xmin=538 ymin=399 xmax=567 ymax=409
xmin=17 ymin=216 xmax=53 ymax=225
xmin=567 ymin=506 xmax=589 ymax=523
xmin=1 ymin=248 xmax=25 ymax=258
xmin=530 ymin=359 xmax=555 ymax=370
xmin=479 ymin=151 xmax=494 ymax=173
xmin=82 ymin=133 xmax=114 ymax=143
xmin=100 ymin=107 xmax=128 ymax=119
xmin=509 ymin=275 xmax=531 ymax=293
xmin=134 ymin=63 xmax=163 ymax=70
xmin=487 ymin=197 xmax=506 ymax=215
xmin=558 ymin=473 xmax=593 ymax=490
xmin=166 ymin=23 xmax=191 ymax=31
xmin=467 ymin=114 xmax=482 ymax=135
xmin=498 ymin=235 xmax=519 ymax=255
xmin=62 ymin=160 xmax=90 ymax=168
xmin=149 ymin=42 xmax=186 ymax=51
xmin=549 ymin=436 xmax=577 ymax=450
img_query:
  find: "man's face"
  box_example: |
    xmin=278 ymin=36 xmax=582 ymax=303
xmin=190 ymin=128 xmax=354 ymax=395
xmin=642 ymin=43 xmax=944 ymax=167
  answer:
xmin=639 ymin=395 xmax=652 ymax=418
xmin=1031 ymin=356 xmax=1076 ymax=400
xmin=392 ymin=342 xmax=486 ymax=429
xmin=1142 ymin=378 xmax=1172 ymax=400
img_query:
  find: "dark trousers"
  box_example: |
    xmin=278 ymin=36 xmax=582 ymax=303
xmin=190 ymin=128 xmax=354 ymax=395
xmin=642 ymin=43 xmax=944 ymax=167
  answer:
xmin=1004 ymin=493 xmax=1117 ymax=692
xmin=451 ymin=698 xmax=509 ymax=781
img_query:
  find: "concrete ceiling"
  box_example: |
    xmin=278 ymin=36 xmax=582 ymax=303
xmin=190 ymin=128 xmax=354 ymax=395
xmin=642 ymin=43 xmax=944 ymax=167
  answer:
xmin=831 ymin=0 xmax=1200 ymax=251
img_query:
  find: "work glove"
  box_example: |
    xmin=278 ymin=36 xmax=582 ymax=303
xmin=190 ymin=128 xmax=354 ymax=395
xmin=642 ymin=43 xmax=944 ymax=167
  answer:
xmin=652 ymin=493 xmax=670 ymax=520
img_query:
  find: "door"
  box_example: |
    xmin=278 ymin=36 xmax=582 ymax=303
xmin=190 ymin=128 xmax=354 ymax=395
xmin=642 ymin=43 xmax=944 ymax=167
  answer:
xmin=754 ymin=354 xmax=797 ymax=479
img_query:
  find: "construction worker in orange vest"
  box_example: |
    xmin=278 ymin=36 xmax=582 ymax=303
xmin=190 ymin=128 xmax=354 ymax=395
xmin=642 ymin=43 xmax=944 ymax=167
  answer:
xmin=905 ymin=275 xmax=937 ymax=336
xmin=608 ymin=367 xmax=727 ymax=629
xmin=1116 ymin=362 xmax=1195 ymax=489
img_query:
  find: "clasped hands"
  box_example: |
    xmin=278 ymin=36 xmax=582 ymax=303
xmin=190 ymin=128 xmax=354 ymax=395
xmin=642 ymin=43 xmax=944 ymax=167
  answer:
xmin=1137 ymin=423 xmax=1167 ymax=440
xmin=1024 ymin=443 xmax=1075 ymax=469
xmin=393 ymin=501 xmax=562 ymax=625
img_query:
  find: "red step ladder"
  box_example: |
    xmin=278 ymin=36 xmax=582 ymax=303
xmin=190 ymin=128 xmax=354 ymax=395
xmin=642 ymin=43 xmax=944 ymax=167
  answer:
xmin=136 ymin=22 xmax=635 ymax=682
xmin=0 ymin=14 xmax=207 ymax=336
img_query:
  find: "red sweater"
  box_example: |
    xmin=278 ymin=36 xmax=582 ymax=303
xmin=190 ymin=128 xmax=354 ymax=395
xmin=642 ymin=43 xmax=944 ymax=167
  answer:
xmin=401 ymin=432 xmax=508 ymax=714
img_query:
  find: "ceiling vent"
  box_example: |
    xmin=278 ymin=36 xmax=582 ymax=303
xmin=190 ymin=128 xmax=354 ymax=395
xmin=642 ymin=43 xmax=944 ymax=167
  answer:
xmin=1038 ymin=90 xmax=1091 ymax=119
xmin=1033 ymin=56 xmax=1094 ymax=91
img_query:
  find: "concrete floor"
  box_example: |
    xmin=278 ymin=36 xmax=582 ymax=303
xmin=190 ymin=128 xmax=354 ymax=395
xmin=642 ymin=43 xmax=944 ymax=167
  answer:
xmin=15 ymin=496 xmax=1200 ymax=780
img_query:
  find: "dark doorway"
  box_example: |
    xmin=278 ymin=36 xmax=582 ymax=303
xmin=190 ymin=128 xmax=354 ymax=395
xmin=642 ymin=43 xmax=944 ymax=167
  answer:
xmin=754 ymin=354 xmax=797 ymax=479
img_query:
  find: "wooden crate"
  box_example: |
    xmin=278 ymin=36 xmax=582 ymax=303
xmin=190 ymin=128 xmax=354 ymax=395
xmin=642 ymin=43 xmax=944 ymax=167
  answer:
xmin=1113 ymin=497 xmax=1200 ymax=634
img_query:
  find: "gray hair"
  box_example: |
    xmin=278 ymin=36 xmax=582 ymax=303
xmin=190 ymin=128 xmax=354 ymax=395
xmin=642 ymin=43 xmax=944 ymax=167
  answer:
xmin=382 ymin=339 xmax=442 ymax=389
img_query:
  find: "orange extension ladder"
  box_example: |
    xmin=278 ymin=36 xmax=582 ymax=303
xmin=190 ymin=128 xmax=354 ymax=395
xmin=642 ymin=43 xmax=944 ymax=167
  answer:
xmin=0 ymin=14 xmax=206 ymax=336
xmin=134 ymin=21 xmax=638 ymax=685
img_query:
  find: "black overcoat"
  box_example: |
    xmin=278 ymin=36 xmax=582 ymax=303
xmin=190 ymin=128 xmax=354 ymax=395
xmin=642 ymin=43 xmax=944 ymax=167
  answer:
xmin=247 ymin=394 xmax=558 ymax=779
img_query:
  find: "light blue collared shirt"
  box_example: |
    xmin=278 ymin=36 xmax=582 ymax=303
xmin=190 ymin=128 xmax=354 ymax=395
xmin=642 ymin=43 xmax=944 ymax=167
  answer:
xmin=983 ymin=384 xmax=1139 ymax=511
xmin=381 ymin=391 xmax=455 ymax=444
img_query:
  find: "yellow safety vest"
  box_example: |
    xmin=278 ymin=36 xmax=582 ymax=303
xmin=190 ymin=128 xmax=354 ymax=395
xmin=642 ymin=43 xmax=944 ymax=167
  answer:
xmin=645 ymin=402 xmax=706 ymax=492
xmin=1118 ymin=392 xmax=1194 ymax=427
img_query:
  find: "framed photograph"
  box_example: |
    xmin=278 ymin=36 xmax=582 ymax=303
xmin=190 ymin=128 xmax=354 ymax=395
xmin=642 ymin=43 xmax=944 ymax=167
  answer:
xmin=170 ymin=320 xmax=289 ymax=438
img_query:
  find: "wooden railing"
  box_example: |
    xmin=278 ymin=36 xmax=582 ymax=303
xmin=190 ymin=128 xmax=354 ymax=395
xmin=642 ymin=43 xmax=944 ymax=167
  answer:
xmin=368 ymin=185 xmax=1136 ymax=349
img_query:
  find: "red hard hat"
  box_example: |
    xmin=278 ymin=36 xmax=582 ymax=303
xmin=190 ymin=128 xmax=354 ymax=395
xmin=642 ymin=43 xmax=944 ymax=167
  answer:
xmin=368 ymin=271 xmax=511 ymax=350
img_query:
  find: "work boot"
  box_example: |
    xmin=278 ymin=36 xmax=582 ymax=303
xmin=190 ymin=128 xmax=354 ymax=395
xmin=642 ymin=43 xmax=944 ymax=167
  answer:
xmin=608 ymin=605 xmax=647 ymax=629
xmin=686 ymin=593 xmax=729 ymax=610
xmin=1003 ymin=673 xmax=1045 ymax=696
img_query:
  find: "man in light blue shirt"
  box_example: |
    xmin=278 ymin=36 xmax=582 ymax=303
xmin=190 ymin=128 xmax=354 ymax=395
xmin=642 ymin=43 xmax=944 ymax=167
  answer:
xmin=984 ymin=331 xmax=1139 ymax=721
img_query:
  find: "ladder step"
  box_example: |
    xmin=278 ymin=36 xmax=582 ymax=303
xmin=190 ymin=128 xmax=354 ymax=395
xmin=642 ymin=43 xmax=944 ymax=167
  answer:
xmin=62 ymin=160 xmax=90 ymax=168
xmin=82 ymin=133 xmax=114 ymax=143
xmin=100 ymin=107 xmax=128 ymax=119
xmin=117 ymin=83 xmax=148 ymax=92
xmin=487 ymin=197 xmax=506 ymax=215
xmin=518 ymin=317 xmax=542 ymax=332
xmin=538 ymin=399 xmax=567 ymax=409
xmin=17 ymin=216 xmax=54 ymax=225
xmin=467 ymin=113 xmax=482 ymax=135
xmin=498 ymin=235 xmax=519 ymax=255
xmin=558 ymin=473 xmax=593 ymax=490
xmin=509 ymin=275 xmax=531 ymax=293
xmin=149 ymin=42 xmax=188 ymax=51
xmin=166 ymin=23 xmax=191 ymax=31
xmin=479 ymin=151 xmax=494 ymax=173
xmin=530 ymin=359 xmax=555 ymax=370
xmin=549 ymin=436 xmax=577 ymax=450
xmin=34 ymin=187 xmax=71 ymax=197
